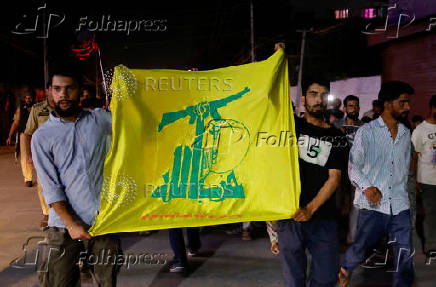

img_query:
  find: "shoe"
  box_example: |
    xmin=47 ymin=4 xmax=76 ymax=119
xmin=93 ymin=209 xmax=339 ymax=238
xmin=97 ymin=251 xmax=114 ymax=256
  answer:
xmin=359 ymin=252 xmax=386 ymax=269
xmin=138 ymin=230 xmax=158 ymax=236
xmin=188 ymin=250 xmax=200 ymax=257
xmin=225 ymin=226 xmax=242 ymax=235
xmin=25 ymin=181 xmax=33 ymax=187
xmin=169 ymin=264 xmax=185 ymax=273
xmin=242 ymin=230 xmax=252 ymax=241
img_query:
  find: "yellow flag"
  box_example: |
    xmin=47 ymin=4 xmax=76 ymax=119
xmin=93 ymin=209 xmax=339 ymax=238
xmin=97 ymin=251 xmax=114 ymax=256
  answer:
xmin=89 ymin=49 xmax=300 ymax=236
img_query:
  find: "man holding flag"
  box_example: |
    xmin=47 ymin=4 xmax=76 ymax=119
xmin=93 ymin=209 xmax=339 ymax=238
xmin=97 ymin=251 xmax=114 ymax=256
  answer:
xmin=32 ymin=59 xmax=122 ymax=287
xmin=277 ymin=77 xmax=345 ymax=287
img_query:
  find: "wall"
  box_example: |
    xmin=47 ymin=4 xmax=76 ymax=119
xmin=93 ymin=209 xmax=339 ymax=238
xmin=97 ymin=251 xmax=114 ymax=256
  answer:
xmin=382 ymin=32 xmax=436 ymax=118
xmin=292 ymin=76 xmax=381 ymax=117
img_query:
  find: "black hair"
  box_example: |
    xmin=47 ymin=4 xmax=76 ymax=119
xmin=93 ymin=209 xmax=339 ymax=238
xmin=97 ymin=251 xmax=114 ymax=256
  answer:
xmin=411 ymin=115 xmax=423 ymax=123
xmin=399 ymin=117 xmax=411 ymax=130
xmin=378 ymin=81 xmax=414 ymax=103
xmin=343 ymin=95 xmax=359 ymax=106
xmin=48 ymin=59 xmax=83 ymax=87
xmin=430 ymin=95 xmax=436 ymax=108
xmin=327 ymin=108 xmax=344 ymax=120
xmin=302 ymin=77 xmax=330 ymax=96
xmin=372 ymin=99 xmax=382 ymax=108
xmin=80 ymin=97 xmax=104 ymax=109
xmin=46 ymin=78 xmax=52 ymax=88
xmin=361 ymin=116 xmax=372 ymax=123
xmin=82 ymin=84 xmax=96 ymax=98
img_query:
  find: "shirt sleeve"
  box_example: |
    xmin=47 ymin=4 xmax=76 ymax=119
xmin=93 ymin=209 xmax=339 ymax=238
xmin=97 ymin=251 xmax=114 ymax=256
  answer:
xmin=405 ymin=129 xmax=411 ymax=172
xmin=93 ymin=108 xmax=112 ymax=134
xmin=266 ymin=221 xmax=278 ymax=243
xmin=31 ymin=131 xmax=66 ymax=205
xmin=349 ymin=126 xmax=372 ymax=190
xmin=24 ymin=106 xmax=38 ymax=135
xmin=411 ymin=127 xmax=423 ymax=153
xmin=13 ymin=108 xmax=20 ymax=124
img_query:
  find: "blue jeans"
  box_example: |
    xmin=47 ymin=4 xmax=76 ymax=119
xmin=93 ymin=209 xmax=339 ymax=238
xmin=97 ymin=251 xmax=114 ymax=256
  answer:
xmin=277 ymin=219 xmax=339 ymax=287
xmin=342 ymin=209 xmax=414 ymax=287
xmin=169 ymin=227 xmax=201 ymax=267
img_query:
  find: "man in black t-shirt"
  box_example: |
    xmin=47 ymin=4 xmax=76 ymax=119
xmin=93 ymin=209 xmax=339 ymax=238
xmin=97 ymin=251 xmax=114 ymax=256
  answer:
xmin=277 ymin=78 xmax=346 ymax=287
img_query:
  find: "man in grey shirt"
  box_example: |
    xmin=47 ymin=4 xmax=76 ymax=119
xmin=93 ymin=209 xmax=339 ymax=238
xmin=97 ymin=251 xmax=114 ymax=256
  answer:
xmin=333 ymin=95 xmax=363 ymax=245
xmin=32 ymin=60 xmax=121 ymax=286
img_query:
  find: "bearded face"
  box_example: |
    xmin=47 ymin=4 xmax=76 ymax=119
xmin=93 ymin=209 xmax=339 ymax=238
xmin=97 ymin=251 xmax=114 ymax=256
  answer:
xmin=50 ymin=75 xmax=81 ymax=118
xmin=345 ymin=100 xmax=360 ymax=121
xmin=55 ymin=99 xmax=80 ymax=117
xmin=303 ymin=83 xmax=328 ymax=119
xmin=386 ymin=93 xmax=411 ymax=120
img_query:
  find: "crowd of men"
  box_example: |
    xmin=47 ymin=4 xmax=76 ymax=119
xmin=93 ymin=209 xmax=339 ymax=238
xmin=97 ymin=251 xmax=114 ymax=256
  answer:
xmin=3 ymin=52 xmax=436 ymax=287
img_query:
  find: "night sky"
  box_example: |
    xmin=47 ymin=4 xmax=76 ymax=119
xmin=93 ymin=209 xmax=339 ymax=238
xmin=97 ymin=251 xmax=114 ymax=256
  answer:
xmin=0 ymin=0 xmax=389 ymax=88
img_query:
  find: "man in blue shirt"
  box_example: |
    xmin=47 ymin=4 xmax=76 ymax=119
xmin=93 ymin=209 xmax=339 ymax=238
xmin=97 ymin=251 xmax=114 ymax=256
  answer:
xmin=32 ymin=60 xmax=121 ymax=287
xmin=339 ymin=81 xmax=415 ymax=287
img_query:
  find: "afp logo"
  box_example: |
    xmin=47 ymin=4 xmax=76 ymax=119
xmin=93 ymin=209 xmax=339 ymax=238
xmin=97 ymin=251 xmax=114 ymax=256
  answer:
xmin=11 ymin=3 xmax=65 ymax=38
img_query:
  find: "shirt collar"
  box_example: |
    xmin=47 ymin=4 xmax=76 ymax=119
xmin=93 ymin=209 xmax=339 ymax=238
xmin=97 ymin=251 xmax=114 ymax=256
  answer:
xmin=375 ymin=116 xmax=408 ymax=139
xmin=375 ymin=116 xmax=385 ymax=127
xmin=43 ymin=99 xmax=55 ymax=112
xmin=341 ymin=117 xmax=363 ymax=127
xmin=49 ymin=109 xmax=87 ymax=124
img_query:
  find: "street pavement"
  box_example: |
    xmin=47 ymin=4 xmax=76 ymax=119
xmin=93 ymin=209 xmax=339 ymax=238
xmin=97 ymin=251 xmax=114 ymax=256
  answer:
xmin=0 ymin=146 xmax=435 ymax=286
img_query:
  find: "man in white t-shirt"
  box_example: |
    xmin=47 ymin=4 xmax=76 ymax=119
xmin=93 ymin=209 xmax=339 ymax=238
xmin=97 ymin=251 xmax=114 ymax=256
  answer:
xmin=411 ymin=94 xmax=436 ymax=258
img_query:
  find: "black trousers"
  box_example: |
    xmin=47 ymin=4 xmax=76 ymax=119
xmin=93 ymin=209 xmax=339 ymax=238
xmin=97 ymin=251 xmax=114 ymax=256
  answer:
xmin=168 ymin=227 xmax=201 ymax=267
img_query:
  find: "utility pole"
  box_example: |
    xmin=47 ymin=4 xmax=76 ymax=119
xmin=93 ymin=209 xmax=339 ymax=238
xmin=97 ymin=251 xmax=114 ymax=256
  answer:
xmin=295 ymin=29 xmax=311 ymax=116
xmin=250 ymin=0 xmax=255 ymax=62
xmin=43 ymin=9 xmax=48 ymax=91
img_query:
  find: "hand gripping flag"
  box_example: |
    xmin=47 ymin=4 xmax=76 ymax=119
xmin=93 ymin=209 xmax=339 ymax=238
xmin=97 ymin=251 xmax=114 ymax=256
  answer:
xmin=89 ymin=49 xmax=300 ymax=236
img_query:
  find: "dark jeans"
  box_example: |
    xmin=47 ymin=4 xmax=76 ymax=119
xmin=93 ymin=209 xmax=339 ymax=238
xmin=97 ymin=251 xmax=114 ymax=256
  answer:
xmin=39 ymin=227 xmax=122 ymax=287
xmin=169 ymin=227 xmax=201 ymax=267
xmin=277 ymin=219 xmax=339 ymax=287
xmin=421 ymin=184 xmax=436 ymax=251
xmin=342 ymin=209 xmax=414 ymax=287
